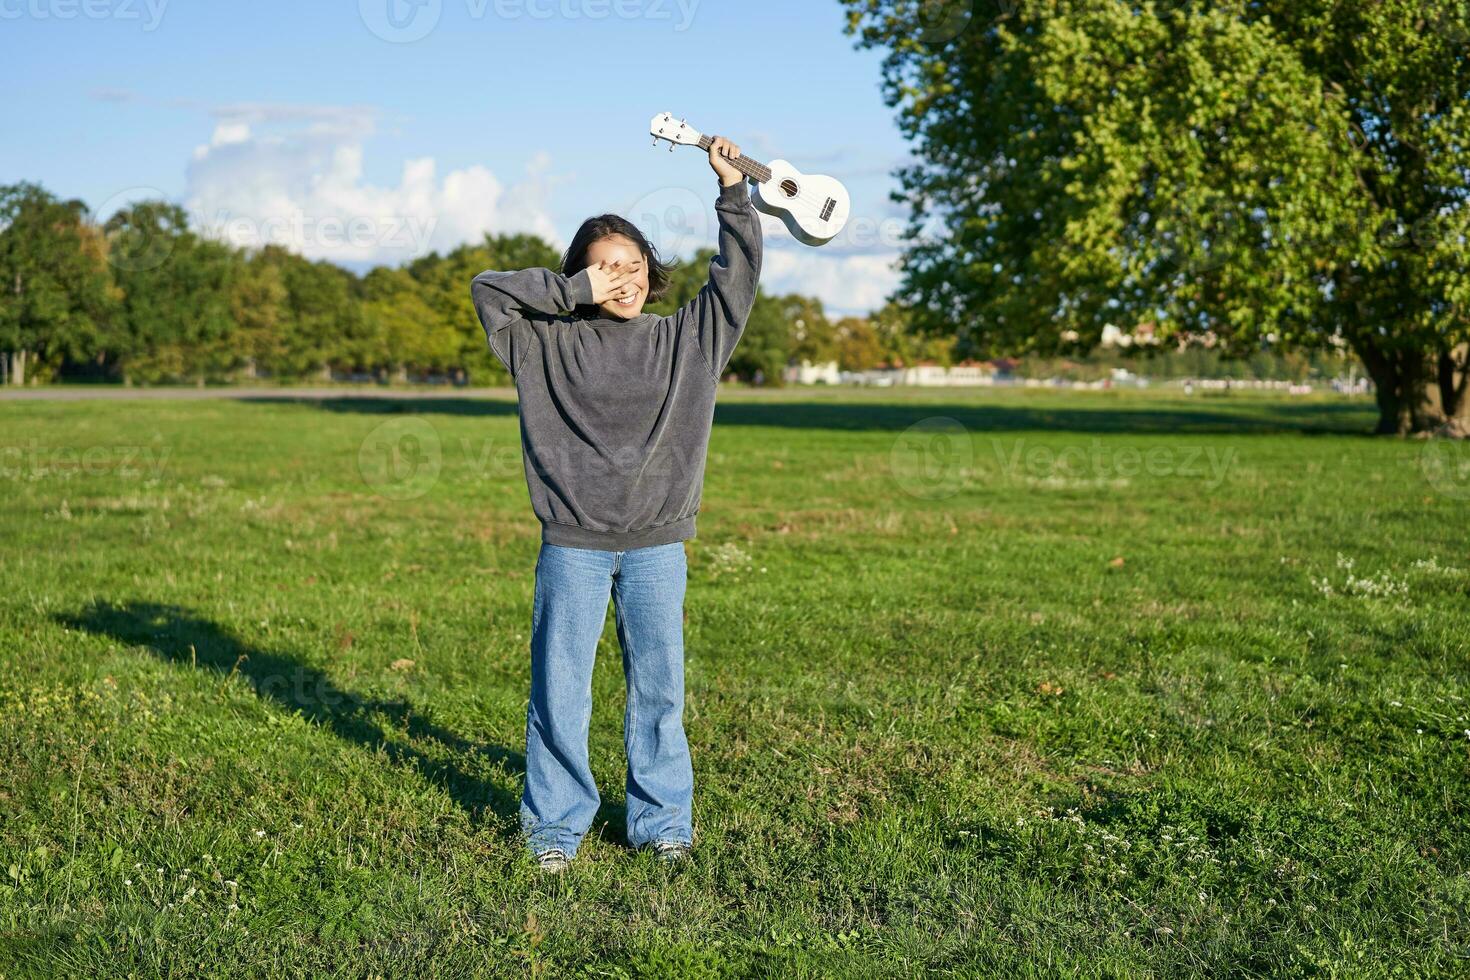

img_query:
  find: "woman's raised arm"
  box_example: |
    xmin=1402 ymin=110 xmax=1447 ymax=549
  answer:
xmin=468 ymin=267 xmax=592 ymax=377
xmin=672 ymin=179 xmax=764 ymax=383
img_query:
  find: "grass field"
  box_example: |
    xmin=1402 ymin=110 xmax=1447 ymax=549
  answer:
xmin=1 ymin=385 xmax=1467 ymax=978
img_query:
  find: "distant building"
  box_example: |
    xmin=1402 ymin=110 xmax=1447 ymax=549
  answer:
xmin=839 ymin=358 xmax=999 ymax=387
xmin=1100 ymin=321 xmax=1161 ymax=348
xmin=782 ymin=359 xmax=842 ymax=384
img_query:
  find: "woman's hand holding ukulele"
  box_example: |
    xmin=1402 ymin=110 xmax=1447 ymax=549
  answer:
xmin=708 ymin=135 xmax=743 ymax=187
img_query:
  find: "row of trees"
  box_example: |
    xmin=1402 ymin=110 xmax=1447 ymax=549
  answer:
xmin=0 ymin=181 xmax=952 ymax=388
xmin=0 ymin=174 xmax=1382 ymax=396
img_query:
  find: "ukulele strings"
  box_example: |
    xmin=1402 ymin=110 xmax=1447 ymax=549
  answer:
xmin=689 ymin=135 xmax=839 ymax=219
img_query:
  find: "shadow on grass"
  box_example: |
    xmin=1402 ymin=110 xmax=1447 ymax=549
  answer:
xmin=242 ymin=393 xmax=1376 ymax=436
xmin=51 ymin=600 xmax=649 ymax=847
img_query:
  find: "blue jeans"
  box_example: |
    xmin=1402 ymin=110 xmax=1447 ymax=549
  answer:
xmin=520 ymin=540 xmax=694 ymax=858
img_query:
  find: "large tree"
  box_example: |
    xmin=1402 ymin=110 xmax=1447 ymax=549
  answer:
xmin=252 ymin=245 xmax=370 ymax=379
xmin=229 ymin=251 xmax=289 ymax=379
xmin=106 ymin=201 xmax=238 ymax=384
xmin=0 ymin=183 xmax=118 ymax=384
xmin=844 ymin=0 xmax=1470 ymax=434
xmin=408 ymin=232 xmax=565 ymax=383
xmin=361 ymin=267 xmax=461 ymax=377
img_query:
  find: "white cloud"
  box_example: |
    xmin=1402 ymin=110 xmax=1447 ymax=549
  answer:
xmin=758 ymin=247 xmax=902 ymax=317
xmin=182 ymin=104 xmax=558 ymax=266
xmin=166 ymin=99 xmax=899 ymax=312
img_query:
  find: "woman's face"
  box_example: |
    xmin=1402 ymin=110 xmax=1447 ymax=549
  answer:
xmin=585 ymin=234 xmax=651 ymax=319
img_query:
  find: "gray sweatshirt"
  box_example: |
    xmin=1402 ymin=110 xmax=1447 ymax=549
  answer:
xmin=470 ymin=180 xmax=763 ymax=551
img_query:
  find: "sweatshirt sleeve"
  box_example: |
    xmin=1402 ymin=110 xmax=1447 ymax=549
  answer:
xmin=469 ymin=267 xmax=595 ymax=377
xmin=674 ymin=181 xmax=764 ymax=382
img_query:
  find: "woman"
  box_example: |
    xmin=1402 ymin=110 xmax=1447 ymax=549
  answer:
xmin=469 ymin=137 xmax=761 ymax=872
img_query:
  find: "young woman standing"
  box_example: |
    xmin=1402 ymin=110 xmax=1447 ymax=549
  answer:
xmin=470 ymin=137 xmax=761 ymax=872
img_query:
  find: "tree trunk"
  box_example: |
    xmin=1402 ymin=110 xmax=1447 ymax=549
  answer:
xmin=1352 ymin=338 xmax=1460 ymax=435
xmin=1436 ymin=345 xmax=1470 ymax=437
xmin=11 ymin=350 xmax=25 ymax=387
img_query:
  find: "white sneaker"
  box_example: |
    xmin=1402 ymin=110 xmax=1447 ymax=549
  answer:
xmin=648 ymin=840 xmax=692 ymax=864
xmin=535 ymin=847 xmax=571 ymax=873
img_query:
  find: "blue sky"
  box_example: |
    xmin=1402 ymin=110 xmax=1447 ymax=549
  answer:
xmin=0 ymin=0 xmax=914 ymax=315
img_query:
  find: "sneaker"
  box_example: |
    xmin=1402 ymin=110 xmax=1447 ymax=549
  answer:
xmin=534 ymin=847 xmax=571 ymax=873
xmin=648 ymin=840 xmax=692 ymax=864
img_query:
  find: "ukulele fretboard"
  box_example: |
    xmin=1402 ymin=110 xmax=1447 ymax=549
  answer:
xmin=695 ymin=135 xmax=773 ymax=184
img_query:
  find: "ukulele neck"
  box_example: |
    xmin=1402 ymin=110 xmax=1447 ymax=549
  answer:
xmin=695 ymin=134 xmax=771 ymax=184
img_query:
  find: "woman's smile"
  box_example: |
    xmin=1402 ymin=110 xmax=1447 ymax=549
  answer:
xmin=583 ymin=234 xmax=651 ymax=318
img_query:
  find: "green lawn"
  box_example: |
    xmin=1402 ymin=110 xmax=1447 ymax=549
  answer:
xmin=1 ymin=386 xmax=1467 ymax=978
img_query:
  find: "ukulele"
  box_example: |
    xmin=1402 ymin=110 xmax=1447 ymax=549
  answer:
xmin=649 ymin=112 xmax=851 ymax=247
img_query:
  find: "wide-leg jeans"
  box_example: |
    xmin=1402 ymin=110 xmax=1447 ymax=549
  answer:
xmin=519 ymin=540 xmax=694 ymax=858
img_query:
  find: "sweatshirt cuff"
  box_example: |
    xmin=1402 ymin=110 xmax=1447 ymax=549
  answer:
xmin=716 ymin=180 xmax=750 ymax=208
xmin=567 ymin=267 xmax=595 ymax=308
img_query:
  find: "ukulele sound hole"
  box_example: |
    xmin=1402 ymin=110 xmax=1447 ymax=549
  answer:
xmin=779 ymin=179 xmax=799 ymax=198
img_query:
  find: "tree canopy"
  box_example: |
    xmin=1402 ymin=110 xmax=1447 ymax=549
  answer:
xmin=844 ymin=0 xmax=1470 ymax=433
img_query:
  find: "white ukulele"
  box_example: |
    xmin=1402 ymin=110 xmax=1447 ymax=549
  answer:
xmin=649 ymin=112 xmax=851 ymax=247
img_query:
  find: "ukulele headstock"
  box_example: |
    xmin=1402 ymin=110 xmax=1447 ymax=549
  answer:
xmin=650 ymin=112 xmax=704 ymax=149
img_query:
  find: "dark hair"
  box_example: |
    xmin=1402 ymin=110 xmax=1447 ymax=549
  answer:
xmin=559 ymin=213 xmax=674 ymax=309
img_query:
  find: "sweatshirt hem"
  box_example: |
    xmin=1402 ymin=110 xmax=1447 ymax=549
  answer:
xmin=540 ymin=514 xmax=697 ymax=552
